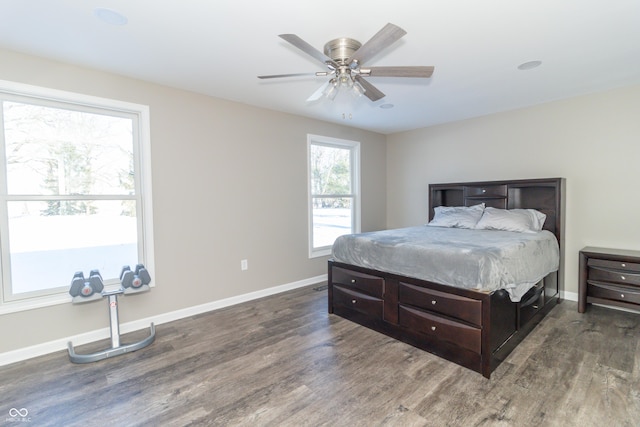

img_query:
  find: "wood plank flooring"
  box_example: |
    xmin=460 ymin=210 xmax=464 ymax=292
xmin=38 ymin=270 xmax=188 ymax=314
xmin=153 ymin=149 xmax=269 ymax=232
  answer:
xmin=1 ymin=284 xmax=639 ymax=426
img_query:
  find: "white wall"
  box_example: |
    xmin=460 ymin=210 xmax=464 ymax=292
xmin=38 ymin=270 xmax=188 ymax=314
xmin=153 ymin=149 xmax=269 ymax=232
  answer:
xmin=386 ymin=84 xmax=640 ymax=298
xmin=0 ymin=49 xmax=387 ymax=356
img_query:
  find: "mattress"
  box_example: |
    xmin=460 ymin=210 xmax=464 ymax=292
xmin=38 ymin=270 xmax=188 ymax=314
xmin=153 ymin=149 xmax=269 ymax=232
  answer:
xmin=331 ymin=226 xmax=560 ymax=302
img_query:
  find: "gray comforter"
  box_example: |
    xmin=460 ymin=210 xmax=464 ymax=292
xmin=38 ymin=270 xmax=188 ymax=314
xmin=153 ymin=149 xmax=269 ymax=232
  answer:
xmin=331 ymin=226 xmax=560 ymax=302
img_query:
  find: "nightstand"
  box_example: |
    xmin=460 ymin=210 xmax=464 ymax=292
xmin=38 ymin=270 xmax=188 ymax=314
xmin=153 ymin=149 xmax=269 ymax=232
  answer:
xmin=578 ymin=247 xmax=640 ymax=313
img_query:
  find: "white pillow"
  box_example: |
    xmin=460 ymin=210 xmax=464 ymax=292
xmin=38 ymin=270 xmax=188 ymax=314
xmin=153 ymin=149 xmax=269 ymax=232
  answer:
xmin=427 ymin=203 xmax=485 ymax=229
xmin=475 ymin=207 xmax=547 ymax=233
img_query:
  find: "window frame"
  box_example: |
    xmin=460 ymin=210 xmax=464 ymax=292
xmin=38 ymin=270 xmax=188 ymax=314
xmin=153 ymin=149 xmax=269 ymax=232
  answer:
xmin=307 ymin=134 xmax=361 ymax=258
xmin=0 ymin=79 xmax=154 ymax=314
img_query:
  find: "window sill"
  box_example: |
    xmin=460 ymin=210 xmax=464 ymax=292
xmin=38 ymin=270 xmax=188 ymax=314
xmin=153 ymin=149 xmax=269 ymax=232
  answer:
xmin=0 ymin=283 xmax=155 ymax=315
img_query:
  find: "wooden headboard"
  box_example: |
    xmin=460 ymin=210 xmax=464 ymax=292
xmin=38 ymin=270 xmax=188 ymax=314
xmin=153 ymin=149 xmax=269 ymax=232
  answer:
xmin=429 ymin=178 xmax=565 ymax=246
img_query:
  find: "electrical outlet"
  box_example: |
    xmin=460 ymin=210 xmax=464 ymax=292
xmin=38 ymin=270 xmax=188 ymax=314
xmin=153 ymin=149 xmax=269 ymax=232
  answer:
xmin=241 ymin=259 xmax=248 ymax=271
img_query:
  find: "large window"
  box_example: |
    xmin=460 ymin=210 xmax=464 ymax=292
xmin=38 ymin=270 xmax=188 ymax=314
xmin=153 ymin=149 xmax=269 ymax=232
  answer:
xmin=307 ymin=134 xmax=360 ymax=258
xmin=0 ymin=80 xmax=153 ymax=312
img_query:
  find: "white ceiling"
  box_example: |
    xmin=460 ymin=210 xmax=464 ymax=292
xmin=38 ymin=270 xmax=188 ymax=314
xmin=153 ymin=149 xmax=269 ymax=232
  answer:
xmin=1 ymin=1 xmax=639 ymax=134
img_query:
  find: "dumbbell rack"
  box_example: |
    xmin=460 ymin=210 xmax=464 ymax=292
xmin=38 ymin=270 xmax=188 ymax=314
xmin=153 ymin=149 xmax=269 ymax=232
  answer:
xmin=67 ymin=267 xmax=155 ymax=364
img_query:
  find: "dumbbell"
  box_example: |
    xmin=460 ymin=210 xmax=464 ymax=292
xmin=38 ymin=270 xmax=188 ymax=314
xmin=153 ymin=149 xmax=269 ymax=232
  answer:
xmin=69 ymin=270 xmax=104 ymax=301
xmin=120 ymin=264 xmax=151 ymax=293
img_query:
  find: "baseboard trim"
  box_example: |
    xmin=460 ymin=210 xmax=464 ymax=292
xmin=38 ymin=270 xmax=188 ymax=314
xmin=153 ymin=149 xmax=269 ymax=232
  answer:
xmin=0 ymin=274 xmax=327 ymax=367
xmin=561 ymin=290 xmax=578 ymax=302
xmin=560 ymin=290 xmax=640 ymax=313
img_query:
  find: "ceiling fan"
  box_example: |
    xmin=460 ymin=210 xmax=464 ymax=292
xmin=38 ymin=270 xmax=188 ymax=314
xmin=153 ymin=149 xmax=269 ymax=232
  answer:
xmin=258 ymin=23 xmax=434 ymax=102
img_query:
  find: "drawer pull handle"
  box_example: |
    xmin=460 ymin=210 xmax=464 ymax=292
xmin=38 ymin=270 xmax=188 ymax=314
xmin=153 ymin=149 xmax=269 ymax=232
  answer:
xmin=621 ymin=294 xmax=625 ymax=299
xmin=431 ymin=300 xmax=437 ymax=305
xmin=621 ymin=276 xmax=626 ymax=280
xmin=351 ymin=299 xmax=357 ymax=304
xmin=431 ymin=326 xmax=436 ymax=331
xmin=351 ymin=279 xmax=356 ymax=284
xmin=482 ymin=189 xmax=486 ymax=193
xmin=621 ymin=263 xmax=626 ymax=268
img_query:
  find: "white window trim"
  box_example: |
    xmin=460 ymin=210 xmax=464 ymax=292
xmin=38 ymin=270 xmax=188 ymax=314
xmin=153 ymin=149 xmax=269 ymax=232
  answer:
xmin=307 ymin=134 xmax=361 ymax=258
xmin=0 ymin=79 xmax=154 ymax=315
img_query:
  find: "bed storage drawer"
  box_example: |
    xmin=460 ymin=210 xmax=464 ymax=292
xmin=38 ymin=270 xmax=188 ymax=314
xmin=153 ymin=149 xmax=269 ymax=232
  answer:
xmin=333 ymin=285 xmax=383 ymax=318
xmin=519 ymin=282 xmax=545 ymax=326
xmin=399 ymin=305 xmax=481 ymax=354
xmin=332 ymin=267 xmax=384 ymax=298
xmin=398 ymin=282 xmax=482 ymax=326
xmin=587 ymin=282 xmax=640 ymax=305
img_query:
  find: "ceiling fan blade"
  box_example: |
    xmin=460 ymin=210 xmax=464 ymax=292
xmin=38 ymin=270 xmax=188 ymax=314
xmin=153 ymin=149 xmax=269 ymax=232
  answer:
xmin=258 ymin=72 xmax=317 ymax=79
xmin=306 ymin=81 xmax=331 ymax=103
xmin=348 ymin=23 xmax=407 ymax=65
xmin=363 ymin=66 xmax=434 ymax=78
xmin=279 ymin=34 xmax=338 ymax=68
xmin=354 ymin=75 xmax=385 ymax=101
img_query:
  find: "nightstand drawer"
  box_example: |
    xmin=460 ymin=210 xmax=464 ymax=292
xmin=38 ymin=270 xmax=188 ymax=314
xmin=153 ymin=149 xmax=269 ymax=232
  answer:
xmin=588 ymin=258 xmax=640 ymax=272
xmin=579 ymin=247 xmax=640 ymax=313
xmin=588 ymin=267 xmax=640 ymax=287
xmin=588 ymin=282 xmax=640 ymax=305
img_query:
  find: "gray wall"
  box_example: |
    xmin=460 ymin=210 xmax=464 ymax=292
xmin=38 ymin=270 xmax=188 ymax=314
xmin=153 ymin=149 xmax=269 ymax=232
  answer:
xmin=386 ymin=84 xmax=640 ymax=299
xmin=0 ymin=49 xmax=387 ymax=354
xmin=2 ymin=46 xmax=639 ymax=358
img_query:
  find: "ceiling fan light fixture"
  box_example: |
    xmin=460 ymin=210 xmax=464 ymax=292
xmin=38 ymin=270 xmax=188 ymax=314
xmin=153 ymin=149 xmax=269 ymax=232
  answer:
xmin=261 ymin=23 xmax=434 ymax=104
xmin=323 ymin=78 xmax=339 ymax=101
xmin=338 ymin=71 xmax=353 ymax=88
xmin=352 ymin=81 xmax=366 ymax=97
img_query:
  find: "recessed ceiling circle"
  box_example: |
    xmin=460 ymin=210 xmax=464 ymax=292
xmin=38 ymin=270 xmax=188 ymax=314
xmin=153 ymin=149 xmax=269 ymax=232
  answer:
xmin=517 ymin=60 xmax=542 ymax=70
xmin=94 ymin=8 xmax=128 ymax=26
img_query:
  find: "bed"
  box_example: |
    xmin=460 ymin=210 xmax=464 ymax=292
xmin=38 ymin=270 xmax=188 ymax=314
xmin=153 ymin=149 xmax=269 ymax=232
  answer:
xmin=328 ymin=178 xmax=565 ymax=378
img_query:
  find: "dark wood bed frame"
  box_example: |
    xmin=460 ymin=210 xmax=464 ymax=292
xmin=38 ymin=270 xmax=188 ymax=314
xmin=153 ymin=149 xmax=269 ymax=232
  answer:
xmin=328 ymin=178 xmax=565 ymax=378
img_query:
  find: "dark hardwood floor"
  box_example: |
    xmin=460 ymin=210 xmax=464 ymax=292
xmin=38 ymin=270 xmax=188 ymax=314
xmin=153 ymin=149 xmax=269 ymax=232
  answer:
xmin=1 ymin=284 xmax=639 ymax=426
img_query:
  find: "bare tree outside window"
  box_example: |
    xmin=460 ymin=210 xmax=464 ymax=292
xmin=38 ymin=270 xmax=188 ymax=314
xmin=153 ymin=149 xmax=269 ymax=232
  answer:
xmin=2 ymin=100 xmax=139 ymax=297
xmin=308 ymin=135 xmax=360 ymax=257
